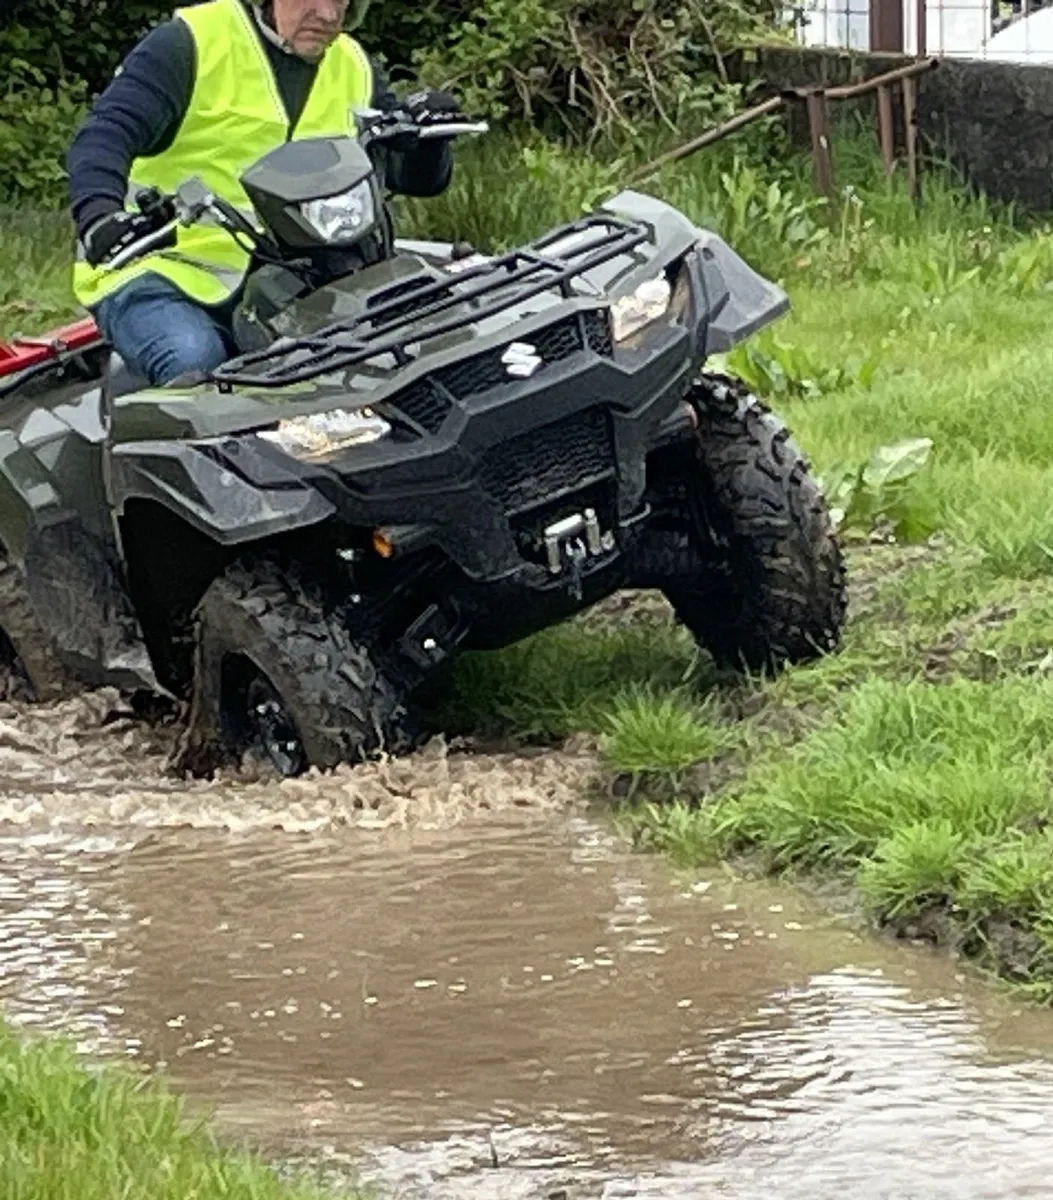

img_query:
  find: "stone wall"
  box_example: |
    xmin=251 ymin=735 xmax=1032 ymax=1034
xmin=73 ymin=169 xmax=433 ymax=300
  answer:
xmin=732 ymin=46 xmax=1053 ymax=214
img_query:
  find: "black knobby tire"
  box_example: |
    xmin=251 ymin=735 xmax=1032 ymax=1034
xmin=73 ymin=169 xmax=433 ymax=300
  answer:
xmin=175 ymin=560 xmax=416 ymax=777
xmin=656 ymin=373 xmax=847 ymax=673
xmin=0 ymin=556 xmax=78 ymax=701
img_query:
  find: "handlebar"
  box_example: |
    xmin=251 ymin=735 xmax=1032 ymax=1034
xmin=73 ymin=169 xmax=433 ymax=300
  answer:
xmin=352 ymin=107 xmax=489 ymax=147
xmin=100 ymin=178 xmax=221 ymax=274
xmin=98 ymin=109 xmax=489 ymax=276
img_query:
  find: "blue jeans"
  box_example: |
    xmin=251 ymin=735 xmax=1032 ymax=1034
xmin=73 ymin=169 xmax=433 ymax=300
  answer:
xmin=92 ymin=274 xmax=235 ymax=387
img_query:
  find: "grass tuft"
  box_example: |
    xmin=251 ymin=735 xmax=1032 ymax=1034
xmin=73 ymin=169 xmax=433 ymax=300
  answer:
xmin=0 ymin=1021 xmax=367 ymax=1199
xmin=599 ymin=688 xmax=738 ymax=778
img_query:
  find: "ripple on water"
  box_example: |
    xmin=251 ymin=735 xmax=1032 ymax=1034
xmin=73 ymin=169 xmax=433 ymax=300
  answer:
xmin=5 ymin=693 xmax=1053 ymax=1198
xmin=6 ymin=817 xmax=1053 ymax=1199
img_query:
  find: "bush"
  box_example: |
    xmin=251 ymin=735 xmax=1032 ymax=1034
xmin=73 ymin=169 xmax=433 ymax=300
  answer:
xmin=0 ymin=62 xmax=87 ymax=206
xmin=410 ymin=0 xmax=782 ymax=142
xmin=0 ymin=1 xmax=164 ymax=96
xmin=0 ymin=0 xmax=786 ymax=207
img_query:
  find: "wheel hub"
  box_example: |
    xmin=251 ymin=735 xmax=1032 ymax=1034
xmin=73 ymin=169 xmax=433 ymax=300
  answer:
xmin=244 ymin=675 xmax=305 ymax=777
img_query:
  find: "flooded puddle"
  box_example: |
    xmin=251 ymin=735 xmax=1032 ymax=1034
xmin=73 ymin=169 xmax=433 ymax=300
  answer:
xmin=6 ymin=803 xmax=1053 ymax=1198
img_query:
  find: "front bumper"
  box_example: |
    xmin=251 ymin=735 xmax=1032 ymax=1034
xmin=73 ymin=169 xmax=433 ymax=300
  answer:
xmin=305 ymin=311 xmax=696 ymax=582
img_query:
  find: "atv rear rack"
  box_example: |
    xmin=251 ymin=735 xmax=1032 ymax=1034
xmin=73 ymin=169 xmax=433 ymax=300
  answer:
xmin=210 ymin=214 xmax=653 ymax=390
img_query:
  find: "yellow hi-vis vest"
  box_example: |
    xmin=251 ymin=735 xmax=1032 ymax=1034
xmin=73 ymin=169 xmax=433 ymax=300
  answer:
xmin=73 ymin=0 xmax=373 ymax=309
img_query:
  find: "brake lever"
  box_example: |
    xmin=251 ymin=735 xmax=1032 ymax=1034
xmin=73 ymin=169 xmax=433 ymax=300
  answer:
xmin=352 ymin=105 xmax=488 ymax=147
xmin=100 ymin=178 xmax=213 ymax=274
xmin=417 ymin=120 xmax=490 ymax=138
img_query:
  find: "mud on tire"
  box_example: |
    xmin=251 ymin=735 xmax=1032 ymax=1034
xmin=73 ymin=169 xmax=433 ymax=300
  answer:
xmin=647 ymin=373 xmax=847 ymax=673
xmin=0 ymin=555 xmax=79 ymax=701
xmin=175 ymin=559 xmax=416 ymax=777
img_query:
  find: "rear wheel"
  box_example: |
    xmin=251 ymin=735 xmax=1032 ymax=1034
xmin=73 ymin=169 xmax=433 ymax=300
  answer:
xmin=175 ymin=560 xmax=416 ymax=777
xmin=644 ymin=373 xmax=847 ymax=672
xmin=0 ymin=556 xmax=78 ymax=701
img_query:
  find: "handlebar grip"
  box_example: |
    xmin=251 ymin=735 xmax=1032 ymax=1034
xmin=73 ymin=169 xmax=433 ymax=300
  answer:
xmin=416 ymin=120 xmax=490 ymax=139
xmin=101 ymin=218 xmax=180 ymax=273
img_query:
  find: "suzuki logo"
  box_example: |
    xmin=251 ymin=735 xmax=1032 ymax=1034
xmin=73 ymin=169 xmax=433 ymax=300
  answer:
xmin=501 ymin=341 xmax=542 ymax=379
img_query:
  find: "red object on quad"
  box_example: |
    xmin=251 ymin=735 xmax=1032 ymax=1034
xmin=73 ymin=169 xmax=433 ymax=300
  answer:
xmin=0 ymin=317 xmax=104 ymax=379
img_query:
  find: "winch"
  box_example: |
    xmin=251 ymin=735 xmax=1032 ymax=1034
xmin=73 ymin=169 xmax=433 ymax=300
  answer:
xmin=542 ymin=508 xmax=616 ymax=598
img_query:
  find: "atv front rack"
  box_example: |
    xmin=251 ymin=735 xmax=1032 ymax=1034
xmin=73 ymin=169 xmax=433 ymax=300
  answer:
xmin=210 ymin=214 xmax=652 ymax=390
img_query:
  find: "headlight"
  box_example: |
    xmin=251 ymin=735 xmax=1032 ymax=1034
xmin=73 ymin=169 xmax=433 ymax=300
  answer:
xmin=300 ymin=180 xmax=375 ymax=244
xmin=258 ymin=408 xmax=390 ymax=460
xmin=610 ymin=276 xmax=673 ymax=343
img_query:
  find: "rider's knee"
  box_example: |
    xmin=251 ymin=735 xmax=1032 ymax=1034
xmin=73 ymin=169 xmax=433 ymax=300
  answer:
xmin=154 ymin=324 xmax=227 ymax=385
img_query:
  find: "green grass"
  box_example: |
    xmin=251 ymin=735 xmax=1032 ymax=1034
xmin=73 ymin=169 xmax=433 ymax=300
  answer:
xmin=0 ymin=1019 xmax=368 ymax=1199
xmin=0 ymin=208 xmax=76 ymax=338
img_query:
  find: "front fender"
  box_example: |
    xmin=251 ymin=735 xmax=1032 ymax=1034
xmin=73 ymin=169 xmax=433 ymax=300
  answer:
xmin=694 ymin=230 xmax=790 ymax=354
xmin=109 ymin=440 xmax=335 ymax=545
xmin=590 ymin=188 xmax=790 ymax=354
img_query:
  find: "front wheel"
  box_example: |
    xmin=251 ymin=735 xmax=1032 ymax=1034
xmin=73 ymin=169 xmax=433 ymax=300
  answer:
xmin=174 ymin=560 xmax=416 ymax=777
xmin=643 ymin=373 xmax=847 ymax=673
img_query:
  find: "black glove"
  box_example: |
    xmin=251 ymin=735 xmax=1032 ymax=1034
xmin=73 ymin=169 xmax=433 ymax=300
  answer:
xmin=402 ymin=89 xmax=462 ymax=122
xmin=82 ymin=209 xmax=176 ymax=268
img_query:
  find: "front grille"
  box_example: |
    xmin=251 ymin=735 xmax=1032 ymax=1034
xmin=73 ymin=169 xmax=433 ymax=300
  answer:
xmin=479 ymin=408 xmax=613 ymax=513
xmin=432 ymin=315 xmax=585 ymax=402
xmin=382 ymin=311 xmax=613 ymax=440
xmin=584 ymin=308 xmax=613 ymax=357
xmin=387 ymin=379 xmax=451 ymax=434
xmin=535 ymin=316 xmax=584 ymax=361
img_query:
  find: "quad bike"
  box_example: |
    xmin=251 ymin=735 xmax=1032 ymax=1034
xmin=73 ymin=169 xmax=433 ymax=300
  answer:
xmin=0 ymin=104 xmax=847 ymax=777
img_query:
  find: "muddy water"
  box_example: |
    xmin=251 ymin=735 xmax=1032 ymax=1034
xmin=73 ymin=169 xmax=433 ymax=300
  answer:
xmin=7 ymin=732 xmax=1053 ymax=1200
xmin=0 ymin=689 xmax=598 ymax=832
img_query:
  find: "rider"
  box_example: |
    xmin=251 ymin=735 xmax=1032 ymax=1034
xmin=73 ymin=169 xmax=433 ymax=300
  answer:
xmin=68 ymin=0 xmax=459 ymax=387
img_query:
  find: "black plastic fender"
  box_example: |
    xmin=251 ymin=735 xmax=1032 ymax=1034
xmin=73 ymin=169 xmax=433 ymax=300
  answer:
xmin=108 ymin=439 xmax=336 ymax=545
xmin=694 ymin=230 xmax=791 ymax=355
xmin=21 ymin=516 xmax=168 ymax=694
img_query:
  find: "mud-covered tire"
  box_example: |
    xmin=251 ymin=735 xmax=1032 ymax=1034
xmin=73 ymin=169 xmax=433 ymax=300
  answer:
xmin=0 ymin=556 xmax=79 ymax=701
xmin=175 ymin=560 xmax=416 ymax=777
xmin=653 ymin=373 xmax=847 ymax=673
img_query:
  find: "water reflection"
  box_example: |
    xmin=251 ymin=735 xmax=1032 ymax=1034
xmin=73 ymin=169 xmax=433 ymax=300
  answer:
xmin=3 ymin=819 xmax=1053 ymax=1199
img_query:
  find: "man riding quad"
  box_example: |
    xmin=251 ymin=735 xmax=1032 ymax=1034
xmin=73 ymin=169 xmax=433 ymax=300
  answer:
xmin=69 ymin=0 xmax=459 ymax=386
xmin=0 ymin=0 xmax=846 ymax=778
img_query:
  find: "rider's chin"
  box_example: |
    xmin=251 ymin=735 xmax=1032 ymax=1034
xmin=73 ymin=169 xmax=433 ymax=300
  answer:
xmin=295 ymin=24 xmax=336 ymax=53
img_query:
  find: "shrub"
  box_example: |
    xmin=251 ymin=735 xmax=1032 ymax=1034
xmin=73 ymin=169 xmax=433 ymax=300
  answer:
xmin=0 ymin=62 xmax=87 ymax=206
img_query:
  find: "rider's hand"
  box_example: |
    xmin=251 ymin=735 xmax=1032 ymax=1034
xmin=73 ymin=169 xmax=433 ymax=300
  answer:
xmin=402 ymin=89 xmax=462 ymax=122
xmin=82 ymin=210 xmax=176 ymax=268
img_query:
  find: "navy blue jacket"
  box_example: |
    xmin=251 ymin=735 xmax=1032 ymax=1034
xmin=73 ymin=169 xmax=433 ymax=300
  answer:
xmin=66 ymin=3 xmax=452 ymax=241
